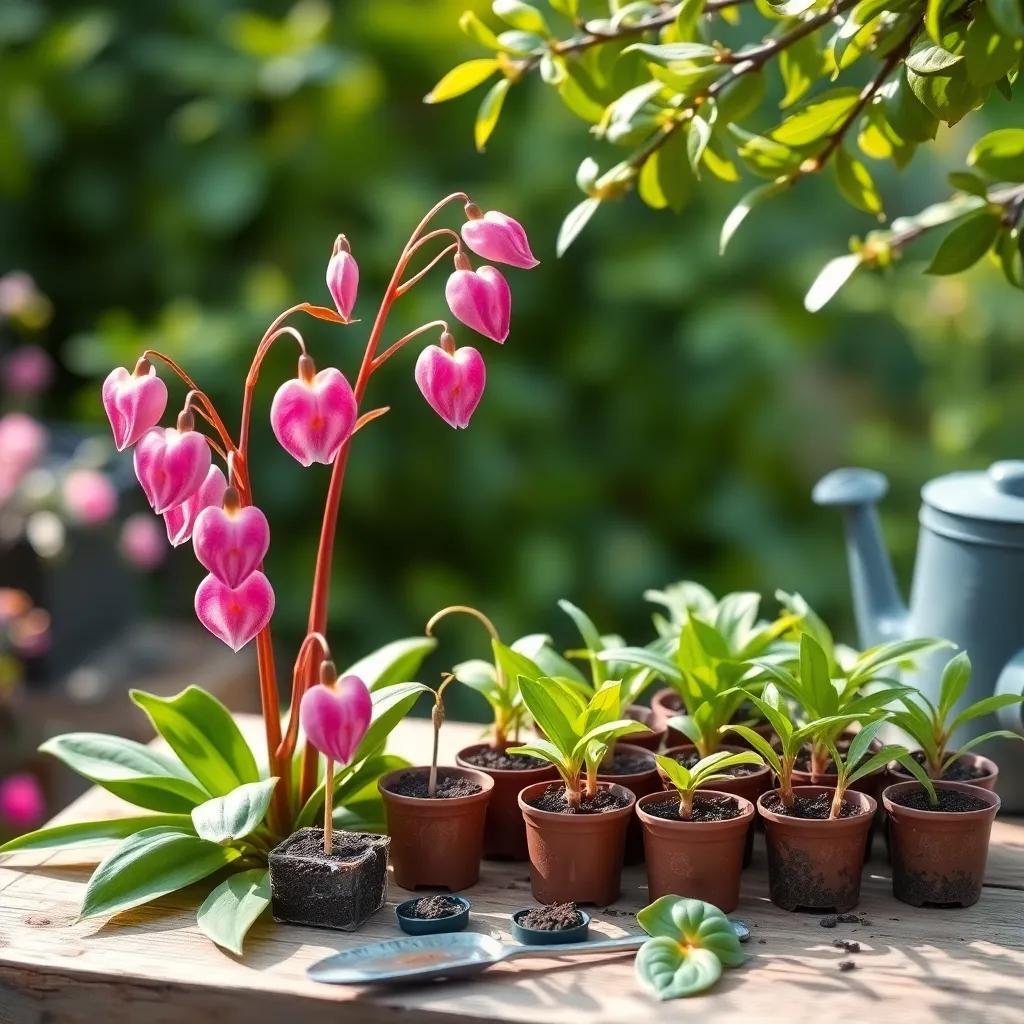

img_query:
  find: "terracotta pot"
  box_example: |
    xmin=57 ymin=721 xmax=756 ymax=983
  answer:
xmin=887 ymin=752 xmax=998 ymax=792
xmin=660 ymin=743 xmax=772 ymax=867
xmin=650 ymin=688 xmax=685 ymax=745
xmin=378 ymin=766 xmax=493 ymax=891
xmin=455 ymin=743 xmax=557 ymax=861
xmin=637 ymin=790 xmax=754 ymax=912
xmin=791 ymin=763 xmax=886 ymax=862
xmin=518 ymin=781 xmax=635 ymax=904
xmin=597 ymin=742 xmax=660 ymax=865
xmin=623 ymin=704 xmax=666 ymax=752
xmin=757 ymin=785 xmax=876 ymax=912
xmin=882 ymin=780 xmax=1000 ymax=907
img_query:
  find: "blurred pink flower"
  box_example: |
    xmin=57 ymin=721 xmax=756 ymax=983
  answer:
xmin=0 ymin=413 xmax=47 ymax=505
xmin=2 ymin=345 xmax=55 ymax=396
xmin=119 ymin=514 xmax=167 ymax=570
xmin=63 ymin=469 xmax=118 ymax=526
xmin=0 ymin=272 xmax=51 ymax=328
xmin=0 ymin=773 xmax=45 ymax=831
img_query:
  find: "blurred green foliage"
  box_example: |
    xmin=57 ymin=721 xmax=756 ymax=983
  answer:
xmin=2 ymin=0 xmax=1023 ymax=715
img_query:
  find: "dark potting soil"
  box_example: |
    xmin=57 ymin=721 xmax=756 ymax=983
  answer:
xmin=673 ymin=752 xmax=762 ymax=777
xmin=833 ymin=939 xmax=861 ymax=953
xmin=888 ymin=786 xmax=989 ymax=813
xmin=838 ymin=960 xmax=857 ymax=972
xmin=644 ymin=795 xmax=743 ymax=822
xmin=462 ymin=748 xmax=546 ymax=771
xmin=762 ymin=792 xmax=864 ymax=819
xmin=898 ymin=750 xmax=990 ymax=782
xmin=600 ymin=750 xmax=656 ymax=776
xmin=819 ymin=913 xmax=866 ymax=928
xmin=282 ymin=829 xmax=378 ymax=863
xmin=519 ymin=902 xmax=583 ymax=931
xmin=405 ymin=895 xmax=463 ymax=920
xmin=386 ymin=771 xmax=482 ymax=799
xmin=527 ymin=784 xmax=629 ymax=815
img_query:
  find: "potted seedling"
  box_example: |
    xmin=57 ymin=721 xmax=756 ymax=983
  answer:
xmin=887 ymin=651 xmax=1024 ymax=790
xmin=269 ymin=664 xmax=391 ymax=931
xmin=379 ymin=673 xmax=493 ymax=890
xmin=428 ymin=605 xmax=558 ymax=861
xmin=510 ymin=677 xmax=647 ymax=904
xmin=637 ymin=750 xmax=762 ymax=912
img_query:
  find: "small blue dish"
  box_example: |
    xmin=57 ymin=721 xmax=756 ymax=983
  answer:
xmin=395 ymin=896 xmax=471 ymax=935
xmin=511 ymin=907 xmax=590 ymax=945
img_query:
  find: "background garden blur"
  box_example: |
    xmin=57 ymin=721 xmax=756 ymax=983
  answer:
xmin=2 ymin=0 xmax=1022 ymax=827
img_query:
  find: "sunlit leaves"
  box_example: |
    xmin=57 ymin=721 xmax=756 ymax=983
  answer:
xmin=720 ymin=180 xmax=787 ymax=254
xmin=969 ymin=128 xmax=1024 ymax=181
xmin=424 ymin=59 xmax=500 ymax=104
xmin=926 ymin=209 xmax=1001 ymax=274
xmin=964 ymin=6 xmax=1022 ymax=85
xmin=804 ymin=253 xmax=862 ymax=311
xmin=770 ymin=89 xmax=860 ymax=146
xmin=639 ymin=129 xmax=695 ymax=211
xmin=557 ymin=197 xmax=602 ymax=256
xmin=834 ymin=147 xmax=883 ymax=216
xmin=475 ymin=77 xmax=511 ymax=151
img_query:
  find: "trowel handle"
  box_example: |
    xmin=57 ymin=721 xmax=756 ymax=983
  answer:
xmin=501 ymin=934 xmax=646 ymax=961
xmin=995 ymin=649 xmax=1024 ymax=734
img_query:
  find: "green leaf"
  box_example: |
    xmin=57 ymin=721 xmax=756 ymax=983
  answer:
xmin=296 ymin=753 xmax=408 ymax=829
xmin=424 ymin=59 xmax=501 ymax=104
xmin=948 ymin=170 xmax=990 ymax=197
xmin=493 ymin=0 xmax=550 ymax=35
xmin=905 ymin=41 xmax=964 ymax=75
xmin=191 ymin=779 xmax=278 ymax=844
xmin=639 ymin=130 xmax=695 ymax=213
xmin=81 ymin=827 xmax=240 ymax=921
xmin=883 ymin=70 xmax=939 ymax=142
xmin=558 ymin=598 xmax=603 ymax=654
xmin=720 ymin=181 xmax=786 ymax=255
xmin=196 ymin=868 xmax=270 ymax=956
xmin=969 ymin=128 xmax=1024 ymax=181
xmin=949 ymin=729 xmax=1024 ymax=762
xmin=131 ymin=686 xmax=259 ymax=796
xmin=598 ymin=646 xmax=684 ymax=683
xmin=0 ymin=815 xmax=193 ymax=855
xmin=475 ymin=77 xmax=511 ymax=152
xmin=938 ymin=651 xmax=973 ymax=718
xmin=724 ymin=724 xmax=784 ymax=776
xmin=771 ymin=89 xmax=859 ymax=146
xmin=636 ymin=936 xmax=722 ymax=1000
xmin=988 ymin=0 xmax=1024 ymax=38
xmin=352 ymin=682 xmax=430 ymax=763
xmin=344 ymin=637 xmax=437 ymax=691
xmin=688 ymin=115 xmax=712 ymax=175
xmin=950 ymin=692 xmax=1024 ymax=731
xmin=40 ymin=733 xmax=209 ymax=812
xmin=964 ymin=7 xmax=1022 ymax=86
xmin=655 ymin=753 xmax=693 ymax=791
xmin=459 ymin=11 xmax=503 ymax=50
xmin=637 ymin=895 xmax=745 ymax=963
xmin=518 ymin=676 xmax=578 ymax=753
xmin=804 ymin=252 xmax=862 ymax=312
xmin=557 ymin=197 xmax=601 ymax=256
xmin=907 ymin=67 xmax=982 ymax=125
xmin=835 ymin=148 xmax=883 ymax=216
xmin=624 ymin=42 xmax=721 ymax=64
xmin=779 ymin=32 xmax=823 ymax=108
xmin=674 ymin=0 xmax=706 ymax=35
xmin=926 ymin=209 xmax=1000 ymax=274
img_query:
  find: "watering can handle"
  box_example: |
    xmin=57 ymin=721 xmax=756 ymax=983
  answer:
xmin=995 ymin=649 xmax=1024 ymax=734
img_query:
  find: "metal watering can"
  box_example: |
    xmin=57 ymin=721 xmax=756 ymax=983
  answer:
xmin=814 ymin=462 xmax=1024 ymax=811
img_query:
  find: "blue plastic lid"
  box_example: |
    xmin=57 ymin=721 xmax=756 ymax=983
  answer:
xmin=922 ymin=461 xmax=1024 ymax=524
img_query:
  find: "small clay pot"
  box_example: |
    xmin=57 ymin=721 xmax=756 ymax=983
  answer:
xmin=378 ymin=766 xmax=493 ymax=891
xmin=887 ymin=752 xmax=998 ymax=792
xmin=597 ymin=742 xmax=661 ymax=865
xmin=757 ymin=785 xmax=876 ymax=912
xmin=882 ymin=780 xmax=1000 ymax=908
xmin=636 ymin=790 xmax=754 ymax=912
xmin=659 ymin=743 xmax=772 ymax=867
xmin=518 ymin=781 xmax=635 ymax=905
xmin=455 ymin=743 xmax=557 ymax=861
xmin=650 ymin=688 xmax=685 ymax=745
xmin=792 ymin=762 xmax=886 ymax=862
xmin=623 ymin=704 xmax=666 ymax=752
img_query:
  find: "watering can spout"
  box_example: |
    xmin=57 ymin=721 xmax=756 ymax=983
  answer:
xmin=813 ymin=468 xmax=908 ymax=648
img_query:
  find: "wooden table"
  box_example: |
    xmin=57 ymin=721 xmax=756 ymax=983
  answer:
xmin=1 ymin=718 xmax=1022 ymax=1024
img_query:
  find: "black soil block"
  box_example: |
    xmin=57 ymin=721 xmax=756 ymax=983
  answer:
xmin=520 ymin=902 xmax=583 ymax=931
xmin=526 ymin=784 xmax=628 ymax=815
xmin=269 ymin=827 xmax=390 ymax=931
xmin=644 ymin=794 xmax=742 ymax=822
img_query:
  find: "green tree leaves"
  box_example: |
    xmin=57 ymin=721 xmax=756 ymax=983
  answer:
xmin=969 ymin=128 xmax=1024 ymax=181
xmin=926 ymin=209 xmax=1001 ymax=274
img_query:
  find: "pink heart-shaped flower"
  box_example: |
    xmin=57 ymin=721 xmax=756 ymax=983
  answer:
xmin=193 ymin=501 xmax=270 ymax=588
xmin=102 ymin=365 xmax=168 ymax=451
xmin=194 ymin=571 xmax=275 ymax=652
xmin=300 ymin=675 xmax=373 ymax=765
xmin=445 ymin=265 xmax=510 ymax=343
xmin=164 ymin=465 xmax=227 ymax=547
xmin=134 ymin=426 xmax=211 ymax=515
xmin=414 ymin=345 xmax=486 ymax=429
xmin=270 ymin=367 xmax=357 ymax=467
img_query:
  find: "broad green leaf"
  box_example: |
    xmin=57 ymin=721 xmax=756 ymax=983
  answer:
xmin=351 ymin=682 xmax=430 ymax=763
xmin=964 ymin=7 xmax=1022 ymax=86
xmin=196 ymin=868 xmax=270 ymax=956
xmin=938 ymin=651 xmax=973 ymax=718
xmin=424 ymin=59 xmax=500 ymax=104
xmin=949 ymin=170 xmax=990 ymax=197
xmin=835 ymin=148 xmax=883 ymax=215
xmin=0 ymin=815 xmax=192 ymax=855
xmin=969 ymin=128 xmax=1024 ymax=181
xmin=636 ymin=936 xmax=722 ymax=1000
xmin=624 ymin=42 xmax=720 ymax=64
xmin=905 ymin=41 xmax=964 ymax=75
xmin=558 ymin=599 xmax=603 ymax=655
xmin=674 ymin=0 xmax=706 ymax=35
xmin=724 ymin=724 xmax=784 ymax=776
xmin=804 ymin=252 xmax=862 ymax=312
xmin=883 ymin=71 xmax=939 ymax=142
xmin=907 ymin=67 xmax=982 ymax=125
xmin=637 ymin=895 xmax=745 ymax=964
xmin=715 ymin=71 xmax=765 ymax=125
xmin=997 ymin=228 xmax=1024 ymax=288
xmin=475 ymin=77 xmax=511 ymax=152
xmin=845 ymin=719 xmax=887 ymax=772
xmin=639 ymin=130 xmax=695 ymax=212
xmin=518 ymin=676 xmax=578 ymax=753
xmin=772 ymin=0 xmax=818 ymax=16
xmin=493 ymin=0 xmax=550 ymax=35
xmin=493 ymin=639 xmax=544 ymax=688
xmin=344 ymin=636 xmax=437 ymax=691
xmin=40 ymin=733 xmax=209 ymax=812
xmin=926 ymin=209 xmax=1000 ymax=274
xmin=771 ymin=89 xmax=859 ymax=146
xmin=513 ymin=634 xmax=587 ymax=683
xmin=81 ymin=827 xmax=240 ymax=921
xmin=655 ymin=753 xmax=692 ymax=791
xmin=557 ymin=197 xmax=601 ymax=256
xmin=550 ymin=0 xmax=579 ymax=17
xmin=800 ymin=634 xmax=838 ymax=716
xmin=951 ymin=692 xmax=1024 ymax=731
xmin=720 ymin=180 xmax=786 ymax=255
xmin=732 ymin=127 xmax=803 ymax=178
xmin=779 ymin=32 xmax=823 ymax=108
xmin=849 ymin=637 xmax=950 ymax=685
xmin=988 ymin=0 xmax=1024 ymax=37
xmin=191 ymin=779 xmax=278 ymax=843
xmin=506 ymin=738 xmax=564 ymax=769
xmin=131 ymin=686 xmax=259 ymax=796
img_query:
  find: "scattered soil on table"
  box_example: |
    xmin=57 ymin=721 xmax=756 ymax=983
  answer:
xmin=599 ymin=750 xmax=656 ymax=776
xmin=386 ymin=772 xmax=482 ymax=799
xmin=527 ymin=784 xmax=629 ymax=815
xmin=888 ymin=786 xmax=989 ymax=813
xmin=519 ymin=902 xmax=583 ymax=931
xmin=833 ymin=939 xmax=861 ymax=953
xmin=643 ymin=795 xmax=743 ymax=822
xmin=839 ymin=960 xmax=857 ymax=972
xmin=894 ymin=750 xmax=990 ymax=781
xmin=671 ymin=751 xmax=763 ymax=777
xmin=461 ymin=748 xmax=546 ymax=771
xmin=838 ymin=913 xmax=864 ymax=924
xmin=283 ymin=830 xmax=378 ymax=863
xmin=404 ymin=895 xmax=463 ymax=920
xmin=762 ymin=792 xmax=864 ymax=819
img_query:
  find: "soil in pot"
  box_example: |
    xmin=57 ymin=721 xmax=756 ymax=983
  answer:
xmin=404 ymin=895 xmax=464 ymax=920
xmin=888 ymin=750 xmax=998 ymax=789
xmin=519 ymin=902 xmax=584 ymax=930
xmin=883 ymin=780 xmax=1000 ymax=908
xmin=456 ymin=743 xmax=557 ymax=861
xmin=638 ymin=791 xmax=754 ymax=912
xmin=757 ymin=786 xmax=876 ymax=912
xmin=268 ymin=827 xmax=390 ymax=931
xmin=519 ymin=780 xmax=635 ymax=905
xmin=379 ymin=766 xmax=493 ymax=891
xmin=597 ymin=743 xmax=661 ymax=865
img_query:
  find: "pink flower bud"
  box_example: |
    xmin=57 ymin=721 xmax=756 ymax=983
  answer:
xmin=445 ymin=264 xmax=511 ymax=343
xmin=120 ymin=514 xmax=167 ymax=570
xmin=163 ymin=464 xmax=228 ymax=547
xmin=2 ymin=345 xmax=55 ymax=396
xmin=195 ymin=571 xmax=275 ymax=652
xmin=133 ymin=424 xmax=212 ymax=515
xmin=414 ymin=344 xmax=486 ymax=429
xmin=62 ymin=469 xmax=118 ymax=526
xmin=461 ymin=209 xmax=539 ymax=269
xmin=270 ymin=358 xmax=357 ymax=467
xmin=326 ymin=236 xmax=359 ymax=319
xmin=193 ymin=493 xmax=270 ymax=588
xmin=0 ymin=772 xmax=45 ymax=831
xmin=300 ymin=672 xmax=372 ymax=766
xmin=102 ymin=361 xmax=168 ymax=451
